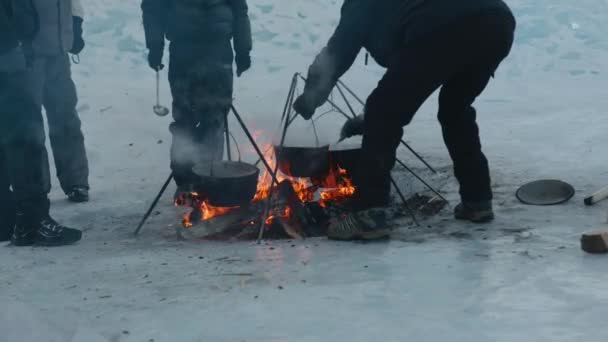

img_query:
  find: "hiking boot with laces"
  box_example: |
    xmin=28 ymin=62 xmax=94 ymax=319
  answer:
xmin=12 ymin=214 xmax=82 ymax=247
xmin=454 ymin=201 xmax=494 ymax=223
xmin=328 ymin=207 xmax=393 ymax=241
xmin=67 ymin=187 xmax=89 ymax=203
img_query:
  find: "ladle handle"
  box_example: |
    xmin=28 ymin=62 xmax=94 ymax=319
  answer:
xmin=155 ymin=71 xmax=160 ymax=107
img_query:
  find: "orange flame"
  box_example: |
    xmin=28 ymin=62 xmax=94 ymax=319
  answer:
xmin=177 ymin=144 xmax=355 ymax=228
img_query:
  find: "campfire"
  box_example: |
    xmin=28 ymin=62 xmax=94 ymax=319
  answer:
xmin=175 ymin=146 xmax=356 ymax=240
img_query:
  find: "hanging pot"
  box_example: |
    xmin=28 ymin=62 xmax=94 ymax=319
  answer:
xmin=273 ymin=145 xmax=330 ymax=178
xmin=328 ymin=142 xmax=362 ymax=176
xmin=192 ymin=161 xmax=260 ymax=207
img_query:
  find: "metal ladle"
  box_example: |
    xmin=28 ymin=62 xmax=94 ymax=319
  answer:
xmin=153 ymin=71 xmax=170 ymax=117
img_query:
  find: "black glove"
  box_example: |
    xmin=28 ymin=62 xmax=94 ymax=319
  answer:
xmin=293 ymin=93 xmax=316 ymax=120
xmin=70 ymin=16 xmax=85 ymax=55
xmin=340 ymin=114 xmax=365 ymax=141
xmin=235 ymin=54 xmax=251 ymax=77
xmin=147 ymin=44 xmax=164 ymax=71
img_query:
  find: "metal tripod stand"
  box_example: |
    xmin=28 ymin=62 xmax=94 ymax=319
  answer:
xmin=134 ymin=105 xmax=280 ymax=236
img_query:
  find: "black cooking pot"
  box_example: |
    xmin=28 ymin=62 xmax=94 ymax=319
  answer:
xmin=192 ymin=161 xmax=260 ymax=207
xmin=273 ymin=145 xmax=330 ymax=178
xmin=329 ymin=143 xmax=361 ymax=176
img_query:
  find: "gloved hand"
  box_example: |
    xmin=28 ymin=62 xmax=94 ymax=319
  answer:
xmin=147 ymin=44 xmax=164 ymax=71
xmin=293 ymin=92 xmax=317 ymax=120
xmin=70 ymin=16 xmax=85 ymax=55
xmin=340 ymin=114 xmax=365 ymax=141
xmin=235 ymin=54 xmax=251 ymax=77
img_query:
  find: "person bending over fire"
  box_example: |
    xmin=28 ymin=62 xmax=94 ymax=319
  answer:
xmin=293 ymin=0 xmax=516 ymax=241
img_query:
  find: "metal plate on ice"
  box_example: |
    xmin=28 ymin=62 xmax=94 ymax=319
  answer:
xmin=516 ymin=179 xmax=575 ymax=206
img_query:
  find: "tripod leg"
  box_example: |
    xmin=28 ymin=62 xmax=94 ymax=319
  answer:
xmin=390 ymin=176 xmax=420 ymax=227
xmin=395 ymin=158 xmax=448 ymax=203
xmin=134 ymin=173 xmax=174 ymax=236
xmin=400 ymin=139 xmax=437 ymax=174
xmin=230 ymin=105 xmax=280 ymax=185
xmin=225 ymin=114 xmax=232 ymax=161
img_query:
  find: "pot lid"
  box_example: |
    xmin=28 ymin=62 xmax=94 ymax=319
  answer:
xmin=516 ymin=179 xmax=575 ymax=206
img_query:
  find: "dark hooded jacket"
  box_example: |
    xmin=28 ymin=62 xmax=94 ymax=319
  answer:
xmin=141 ymin=0 xmax=252 ymax=58
xmin=0 ymin=0 xmax=38 ymax=55
xmin=303 ymin=0 xmax=514 ymax=110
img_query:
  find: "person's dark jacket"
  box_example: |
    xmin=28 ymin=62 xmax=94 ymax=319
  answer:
xmin=300 ymin=0 xmax=514 ymax=115
xmin=141 ymin=0 xmax=252 ymax=58
xmin=0 ymin=0 xmax=38 ymax=55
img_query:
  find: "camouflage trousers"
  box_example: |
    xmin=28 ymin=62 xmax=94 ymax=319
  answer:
xmin=168 ymin=50 xmax=234 ymax=187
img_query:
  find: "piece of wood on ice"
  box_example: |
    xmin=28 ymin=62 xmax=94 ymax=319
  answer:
xmin=584 ymin=186 xmax=608 ymax=206
xmin=581 ymin=228 xmax=608 ymax=254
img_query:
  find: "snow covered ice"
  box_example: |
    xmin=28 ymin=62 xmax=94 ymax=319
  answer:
xmin=2 ymin=0 xmax=608 ymax=341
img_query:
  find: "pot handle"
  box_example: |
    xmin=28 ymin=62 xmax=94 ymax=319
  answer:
xmin=311 ymin=118 xmax=320 ymax=147
xmin=228 ymin=132 xmax=243 ymax=162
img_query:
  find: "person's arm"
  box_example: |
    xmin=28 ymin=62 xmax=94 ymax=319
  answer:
xmin=70 ymin=0 xmax=85 ymax=54
xmin=0 ymin=1 xmax=18 ymax=55
xmin=296 ymin=0 xmax=370 ymax=118
xmin=228 ymin=0 xmax=252 ymax=76
xmin=141 ymin=0 xmax=169 ymax=51
xmin=141 ymin=0 xmax=170 ymax=70
xmin=11 ymin=0 xmax=38 ymax=42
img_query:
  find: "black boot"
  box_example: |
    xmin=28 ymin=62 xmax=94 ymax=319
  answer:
xmin=12 ymin=213 xmax=82 ymax=247
xmin=328 ymin=207 xmax=393 ymax=241
xmin=67 ymin=186 xmax=89 ymax=203
xmin=11 ymin=212 xmax=37 ymax=246
xmin=0 ymin=201 xmax=15 ymax=242
xmin=454 ymin=201 xmax=494 ymax=223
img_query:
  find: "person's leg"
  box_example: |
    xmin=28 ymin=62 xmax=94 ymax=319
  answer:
xmin=190 ymin=60 xmax=233 ymax=167
xmin=329 ymin=40 xmax=452 ymax=241
xmin=42 ymin=54 xmax=89 ymax=198
xmin=168 ymin=46 xmax=199 ymax=190
xmin=437 ymin=12 xmax=515 ymax=222
xmin=0 ymin=149 xmax=15 ymax=241
xmin=1 ymin=70 xmax=81 ymax=246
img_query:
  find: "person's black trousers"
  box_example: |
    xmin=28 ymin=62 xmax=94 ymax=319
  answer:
xmin=355 ymin=10 xmax=515 ymax=207
xmin=0 ymin=70 xmax=51 ymax=232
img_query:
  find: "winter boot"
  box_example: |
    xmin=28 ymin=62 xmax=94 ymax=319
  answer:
xmin=0 ymin=205 xmax=15 ymax=242
xmin=328 ymin=207 xmax=393 ymax=241
xmin=12 ymin=213 xmax=82 ymax=247
xmin=454 ymin=201 xmax=494 ymax=223
xmin=67 ymin=187 xmax=89 ymax=203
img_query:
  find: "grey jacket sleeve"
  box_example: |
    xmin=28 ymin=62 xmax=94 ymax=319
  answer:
xmin=141 ymin=0 xmax=170 ymax=49
xmin=302 ymin=0 xmax=369 ymax=110
xmin=228 ymin=0 xmax=252 ymax=57
xmin=71 ymin=0 xmax=84 ymax=19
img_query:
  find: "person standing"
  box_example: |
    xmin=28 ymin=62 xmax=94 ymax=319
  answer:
xmin=294 ymin=0 xmax=515 ymax=240
xmin=1 ymin=0 xmax=82 ymax=246
xmin=141 ymin=0 xmax=252 ymax=191
xmin=24 ymin=0 xmax=89 ymax=203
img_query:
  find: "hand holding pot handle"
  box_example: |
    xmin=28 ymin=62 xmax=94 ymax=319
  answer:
xmin=293 ymin=93 xmax=316 ymax=120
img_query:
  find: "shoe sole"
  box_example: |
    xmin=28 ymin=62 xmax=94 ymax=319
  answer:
xmin=34 ymin=238 xmax=81 ymax=247
xmin=328 ymin=228 xmax=392 ymax=241
xmin=67 ymin=197 xmax=89 ymax=203
xmin=455 ymin=214 xmax=495 ymax=224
